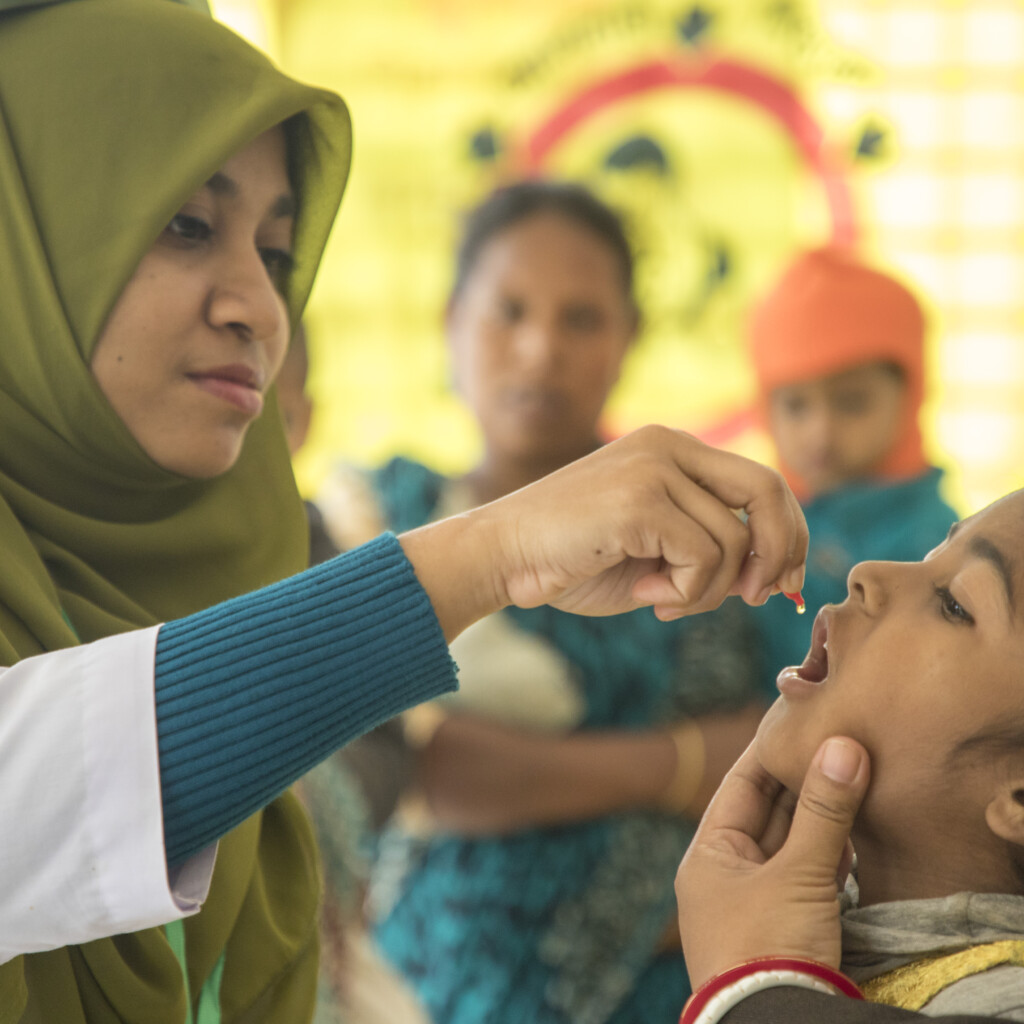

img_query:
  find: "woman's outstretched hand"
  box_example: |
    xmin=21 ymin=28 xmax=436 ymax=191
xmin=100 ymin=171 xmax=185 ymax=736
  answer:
xmin=674 ymin=736 xmax=871 ymax=991
xmin=401 ymin=425 xmax=808 ymax=640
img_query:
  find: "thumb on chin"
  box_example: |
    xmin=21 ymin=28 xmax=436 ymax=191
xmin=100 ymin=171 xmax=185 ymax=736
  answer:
xmin=782 ymin=737 xmax=870 ymax=879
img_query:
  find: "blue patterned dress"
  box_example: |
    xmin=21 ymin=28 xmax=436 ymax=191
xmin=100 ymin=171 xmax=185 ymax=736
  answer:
xmin=362 ymin=458 xmax=763 ymax=1024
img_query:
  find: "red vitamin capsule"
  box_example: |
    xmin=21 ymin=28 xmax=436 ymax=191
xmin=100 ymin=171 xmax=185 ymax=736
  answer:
xmin=782 ymin=590 xmax=806 ymax=614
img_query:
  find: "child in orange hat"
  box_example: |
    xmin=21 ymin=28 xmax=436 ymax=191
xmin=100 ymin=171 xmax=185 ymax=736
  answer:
xmin=748 ymin=245 xmax=957 ymax=698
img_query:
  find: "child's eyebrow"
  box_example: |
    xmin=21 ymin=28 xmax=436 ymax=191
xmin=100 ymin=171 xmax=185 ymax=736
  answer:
xmin=968 ymin=535 xmax=1016 ymax=620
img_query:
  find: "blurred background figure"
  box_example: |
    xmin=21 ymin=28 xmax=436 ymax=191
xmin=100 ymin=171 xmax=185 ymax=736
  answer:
xmin=311 ymin=180 xmax=765 ymax=1024
xmin=747 ymin=245 xmax=957 ymax=696
xmin=277 ymin=331 xmax=429 ymax=1024
xmin=218 ymin=0 xmax=1024 ymax=522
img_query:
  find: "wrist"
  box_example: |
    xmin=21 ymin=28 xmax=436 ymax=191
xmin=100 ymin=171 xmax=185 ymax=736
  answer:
xmin=679 ymin=957 xmax=862 ymax=1024
xmin=399 ymin=511 xmax=507 ymax=642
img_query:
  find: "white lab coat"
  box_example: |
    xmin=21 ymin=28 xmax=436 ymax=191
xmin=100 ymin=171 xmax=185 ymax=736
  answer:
xmin=0 ymin=626 xmax=215 ymax=964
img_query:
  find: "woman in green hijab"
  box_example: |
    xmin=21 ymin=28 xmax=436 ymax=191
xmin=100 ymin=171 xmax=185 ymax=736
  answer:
xmin=0 ymin=1 xmax=808 ymax=1021
xmin=0 ymin=2 xmax=361 ymax=1019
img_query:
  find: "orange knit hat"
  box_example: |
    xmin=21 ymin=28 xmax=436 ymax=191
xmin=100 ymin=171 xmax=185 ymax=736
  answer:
xmin=748 ymin=246 xmax=928 ymax=495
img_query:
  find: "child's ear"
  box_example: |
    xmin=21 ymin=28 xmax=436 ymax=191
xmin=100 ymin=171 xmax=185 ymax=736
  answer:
xmin=985 ymin=781 xmax=1024 ymax=849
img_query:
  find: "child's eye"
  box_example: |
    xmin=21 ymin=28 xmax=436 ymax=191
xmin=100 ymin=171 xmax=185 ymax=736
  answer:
xmin=776 ymin=393 xmax=809 ymax=417
xmin=936 ymin=585 xmax=974 ymax=625
xmin=260 ymin=248 xmax=295 ymax=291
xmin=165 ymin=213 xmax=212 ymax=244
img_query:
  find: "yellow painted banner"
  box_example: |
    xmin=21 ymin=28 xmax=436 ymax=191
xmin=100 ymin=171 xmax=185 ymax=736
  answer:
xmin=216 ymin=0 xmax=1024 ymax=514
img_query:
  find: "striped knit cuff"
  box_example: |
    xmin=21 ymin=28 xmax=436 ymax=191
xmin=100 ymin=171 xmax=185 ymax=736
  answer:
xmin=155 ymin=533 xmax=457 ymax=866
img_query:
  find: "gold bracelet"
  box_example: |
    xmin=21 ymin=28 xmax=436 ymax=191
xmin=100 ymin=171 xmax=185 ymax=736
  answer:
xmin=657 ymin=720 xmax=705 ymax=814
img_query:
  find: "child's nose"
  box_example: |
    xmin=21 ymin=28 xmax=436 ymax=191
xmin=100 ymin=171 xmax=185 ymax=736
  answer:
xmin=847 ymin=559 xmax=899 ymax=615
xmin=804 ymin=404 xmax=840 ymax=446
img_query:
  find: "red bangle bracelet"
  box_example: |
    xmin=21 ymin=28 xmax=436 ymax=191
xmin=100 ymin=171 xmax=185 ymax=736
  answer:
xmin=679 ymin=957 xmax=863 ymax=1024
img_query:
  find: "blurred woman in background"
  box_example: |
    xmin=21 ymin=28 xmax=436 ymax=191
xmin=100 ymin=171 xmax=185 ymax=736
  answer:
xmin=312 ymin=181 xmax=766 ymax=1024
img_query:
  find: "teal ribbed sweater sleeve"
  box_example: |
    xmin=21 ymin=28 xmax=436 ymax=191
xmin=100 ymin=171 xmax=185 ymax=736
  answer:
xmin=155 ymin=533 xmax=457 ymax=867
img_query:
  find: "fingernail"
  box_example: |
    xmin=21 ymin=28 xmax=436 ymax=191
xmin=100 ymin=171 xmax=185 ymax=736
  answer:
xmin=755 ymin=586 xmax=772 ymax=606
xmin=820 ymin=738 xmax=859 ymax=784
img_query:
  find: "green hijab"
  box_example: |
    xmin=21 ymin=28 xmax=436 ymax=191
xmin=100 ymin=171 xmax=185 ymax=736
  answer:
xmin=0 ymin=0 xmax=351 ymax=1020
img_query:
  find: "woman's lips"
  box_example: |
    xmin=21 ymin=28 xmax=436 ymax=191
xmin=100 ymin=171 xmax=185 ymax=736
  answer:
xmin=188 ymin=365 xmax=264 ymax=416
xmin=777 ymin=606 xmax=832 ymax=698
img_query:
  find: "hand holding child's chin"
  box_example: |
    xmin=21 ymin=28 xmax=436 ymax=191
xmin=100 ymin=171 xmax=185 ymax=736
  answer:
xmin=675 ymin=737 xmax=870 ymax=990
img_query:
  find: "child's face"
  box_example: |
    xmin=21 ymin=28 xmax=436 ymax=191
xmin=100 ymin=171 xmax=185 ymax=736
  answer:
xmin=756 ymin=490 xmax=1024 ymax=865
xmin=90 ymin=126 xmax=293 ymax=479
xmin=768 ymin=362 xmax=906 ymax=495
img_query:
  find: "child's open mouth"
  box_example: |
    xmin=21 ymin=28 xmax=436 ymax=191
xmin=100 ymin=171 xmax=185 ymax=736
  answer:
xmin=776 ymin=608 xmax=831 ymax=696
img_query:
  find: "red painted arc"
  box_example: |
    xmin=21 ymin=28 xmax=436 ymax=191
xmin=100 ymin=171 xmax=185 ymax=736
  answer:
xmin=518 ymin=55 xmax=860 ymax=444
xmin=521 ymin=56 xmax=856 ymax=245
